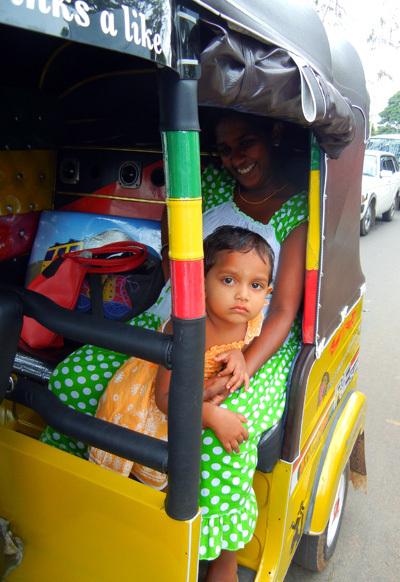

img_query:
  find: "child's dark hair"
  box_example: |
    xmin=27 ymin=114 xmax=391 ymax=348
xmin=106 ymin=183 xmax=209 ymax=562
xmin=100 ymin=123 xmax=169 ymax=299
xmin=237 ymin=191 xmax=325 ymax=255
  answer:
xmin=204 ymin=226 xmax=275 ymax=283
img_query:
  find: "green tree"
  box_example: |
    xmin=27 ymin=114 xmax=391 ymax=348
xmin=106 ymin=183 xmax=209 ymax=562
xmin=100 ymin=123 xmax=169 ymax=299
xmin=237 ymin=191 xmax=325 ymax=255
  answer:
xmin=377 ymin=91 xmax=400 ymax=133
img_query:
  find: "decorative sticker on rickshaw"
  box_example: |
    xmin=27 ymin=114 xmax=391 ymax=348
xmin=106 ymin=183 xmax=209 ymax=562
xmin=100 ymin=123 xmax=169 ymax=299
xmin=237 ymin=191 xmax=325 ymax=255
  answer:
xmin=290 ymin=501 xmax=305 ymax=554
xmin=318 ymin=372 xmax=330 ymax=406
xmin=333 ymin=349 xmax=359 ymax=408
xmin=1 ymin=1 xmax=173 ymax=66
xmin=290 ymin=395 xmax=334 ymax=494
xmin=329 ymin=308 xmax=358 ymax=355
xmin=290 ymin=349 xmax=360 ymax=495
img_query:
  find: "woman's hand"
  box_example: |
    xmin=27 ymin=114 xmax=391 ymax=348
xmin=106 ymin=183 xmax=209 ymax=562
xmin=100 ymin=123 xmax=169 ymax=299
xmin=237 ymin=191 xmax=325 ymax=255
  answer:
xmin=214 ymin=349 xmax=250 ymax=392
xmin=203 ymin=403 xmax=248 ymax=453
xmin=204 ymin=375 xmax=230 ymax=403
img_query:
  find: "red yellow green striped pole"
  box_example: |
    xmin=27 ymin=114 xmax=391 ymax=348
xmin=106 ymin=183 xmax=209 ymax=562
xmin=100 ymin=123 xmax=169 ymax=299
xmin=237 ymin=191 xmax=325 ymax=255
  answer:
xmin=303 ymin=136 xmax=321 ymax=344
xmin=162 ymin=130 xmax=205 ymax=320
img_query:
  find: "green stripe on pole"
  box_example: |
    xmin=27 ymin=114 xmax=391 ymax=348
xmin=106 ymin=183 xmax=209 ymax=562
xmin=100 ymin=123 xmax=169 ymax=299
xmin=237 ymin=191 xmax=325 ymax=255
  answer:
xmin=310 ymin=134 xmax=320 ymax=171
xmin=162 ymin=131 xmax=201 ymax=199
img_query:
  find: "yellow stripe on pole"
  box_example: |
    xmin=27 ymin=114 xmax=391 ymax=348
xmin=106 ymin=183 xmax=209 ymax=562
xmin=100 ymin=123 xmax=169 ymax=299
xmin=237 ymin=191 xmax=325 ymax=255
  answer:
xmin=306 ymin=169 xmax=321 ymax=271
xmin=168 ymin=198 xmax=203 ymax=260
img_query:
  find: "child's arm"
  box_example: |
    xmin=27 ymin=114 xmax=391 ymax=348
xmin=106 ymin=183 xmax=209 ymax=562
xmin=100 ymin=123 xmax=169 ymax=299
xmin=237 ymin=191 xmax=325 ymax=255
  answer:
xmin=154 ymin=364 xmax=171 ymax=415
xmin=156 ymin=367 xmax=249 ymax=453
xmin=154 ymin=319 xmax=173 ymax=415
xmin=156 ymin=369 xmax=248 ymax=453
xmin=154 ymin=327 xmax=249 ymax=452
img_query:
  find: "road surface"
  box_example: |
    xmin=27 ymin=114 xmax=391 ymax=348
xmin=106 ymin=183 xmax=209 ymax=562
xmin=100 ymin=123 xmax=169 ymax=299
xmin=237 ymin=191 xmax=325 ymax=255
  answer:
xmin=286 ymin=214 xmax=400 ymax=581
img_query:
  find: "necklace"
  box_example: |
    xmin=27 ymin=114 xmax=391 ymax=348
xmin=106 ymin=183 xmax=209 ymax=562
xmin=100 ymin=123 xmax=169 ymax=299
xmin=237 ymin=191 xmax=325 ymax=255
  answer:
xmin=237 ymin=183 xmax=287 ymax=206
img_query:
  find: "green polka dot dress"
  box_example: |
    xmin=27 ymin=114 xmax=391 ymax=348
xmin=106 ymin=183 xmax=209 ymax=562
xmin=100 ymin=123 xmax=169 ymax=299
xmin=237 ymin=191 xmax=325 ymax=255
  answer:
xmin=197 ymin=165 xmax=308 ymax=559
xmin=40 ymin=164 xmax=308 ymax=562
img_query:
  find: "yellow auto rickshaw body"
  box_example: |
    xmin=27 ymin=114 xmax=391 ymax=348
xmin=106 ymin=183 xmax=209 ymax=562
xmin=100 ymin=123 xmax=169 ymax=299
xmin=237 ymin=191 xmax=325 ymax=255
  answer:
xmin=0 ymin=0 xmax=369 ymax=580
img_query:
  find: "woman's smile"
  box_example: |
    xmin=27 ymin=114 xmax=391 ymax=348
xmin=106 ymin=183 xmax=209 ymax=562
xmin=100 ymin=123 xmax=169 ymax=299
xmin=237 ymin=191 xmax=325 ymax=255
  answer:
xmin=236 ymin=162 xmax=256 ymax=175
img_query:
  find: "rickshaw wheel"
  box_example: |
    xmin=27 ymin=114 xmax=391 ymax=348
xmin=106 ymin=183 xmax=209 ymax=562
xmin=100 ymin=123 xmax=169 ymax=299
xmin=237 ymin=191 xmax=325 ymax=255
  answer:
xmin=294 ymin=464 xmax=349 ymax=572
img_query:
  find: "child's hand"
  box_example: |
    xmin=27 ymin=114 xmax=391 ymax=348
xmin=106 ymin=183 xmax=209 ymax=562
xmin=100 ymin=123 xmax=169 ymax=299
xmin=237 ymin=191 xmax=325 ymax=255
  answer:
xmin=205 ymin=405 xmax=249 ymax=453
xmin=214 ymin=349 xmax=250 ymax=392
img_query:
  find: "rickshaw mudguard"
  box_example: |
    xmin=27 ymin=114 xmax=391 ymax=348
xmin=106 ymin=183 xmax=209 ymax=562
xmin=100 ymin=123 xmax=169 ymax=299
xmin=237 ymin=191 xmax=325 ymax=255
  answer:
xmin=0 ymin=426 xmax=201 ymax=582
xmin=305 ymin=389 xmax=367 ymax=535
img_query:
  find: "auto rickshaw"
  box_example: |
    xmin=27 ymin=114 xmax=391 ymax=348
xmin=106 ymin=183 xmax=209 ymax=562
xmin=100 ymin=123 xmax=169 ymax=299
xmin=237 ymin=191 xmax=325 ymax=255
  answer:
xmin=0 ymin=1 xmax=368 ymax=580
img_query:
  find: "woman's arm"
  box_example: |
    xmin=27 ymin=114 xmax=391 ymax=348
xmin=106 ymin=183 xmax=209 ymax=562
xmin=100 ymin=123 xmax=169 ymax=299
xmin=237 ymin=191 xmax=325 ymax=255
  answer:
xmin=243 ymin=222 xmax=307 ymax=376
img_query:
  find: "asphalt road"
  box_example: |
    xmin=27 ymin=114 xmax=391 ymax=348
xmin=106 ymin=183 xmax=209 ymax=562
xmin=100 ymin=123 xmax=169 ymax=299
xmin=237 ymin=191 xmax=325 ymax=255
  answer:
xmin=286 ymin=213 xmax=400 ymax=582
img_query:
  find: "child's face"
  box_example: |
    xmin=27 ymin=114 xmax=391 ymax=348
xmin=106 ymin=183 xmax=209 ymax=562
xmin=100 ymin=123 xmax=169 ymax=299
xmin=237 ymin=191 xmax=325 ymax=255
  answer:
xmin=205 ymin=249 xmax=272 ymax=325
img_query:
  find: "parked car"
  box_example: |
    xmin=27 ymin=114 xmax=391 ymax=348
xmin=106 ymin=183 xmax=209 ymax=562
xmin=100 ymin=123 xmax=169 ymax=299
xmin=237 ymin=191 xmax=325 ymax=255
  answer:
xmin=367 ymin=134 xmax=400 ymax=164
xmin=360 ymin=150 xmax=400 ymax=235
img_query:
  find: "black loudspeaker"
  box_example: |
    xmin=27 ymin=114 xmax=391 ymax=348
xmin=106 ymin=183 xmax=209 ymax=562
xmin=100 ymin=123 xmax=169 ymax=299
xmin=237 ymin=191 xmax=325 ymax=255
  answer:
xmin=118 ymin=161 xmax=142 ymax=188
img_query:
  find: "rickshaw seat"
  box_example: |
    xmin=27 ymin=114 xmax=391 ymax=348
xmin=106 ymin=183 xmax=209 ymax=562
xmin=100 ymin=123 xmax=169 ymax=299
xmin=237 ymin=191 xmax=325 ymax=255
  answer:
xmin=255 ymin=346 xmax=302 ymax=473
xmin=256 ymin=420 xmax=283 ymax=472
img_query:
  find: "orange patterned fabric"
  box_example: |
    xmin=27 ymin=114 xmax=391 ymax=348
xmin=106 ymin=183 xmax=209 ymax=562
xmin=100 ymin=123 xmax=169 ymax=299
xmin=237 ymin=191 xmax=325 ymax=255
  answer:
xmin=89 ymin=312 xmax=263 ymax=489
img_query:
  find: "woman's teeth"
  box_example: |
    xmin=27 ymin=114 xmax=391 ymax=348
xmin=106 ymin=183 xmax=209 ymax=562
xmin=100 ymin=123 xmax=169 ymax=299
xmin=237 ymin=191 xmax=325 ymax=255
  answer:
xmin=237 ymin=163 xmax=256 ymax=175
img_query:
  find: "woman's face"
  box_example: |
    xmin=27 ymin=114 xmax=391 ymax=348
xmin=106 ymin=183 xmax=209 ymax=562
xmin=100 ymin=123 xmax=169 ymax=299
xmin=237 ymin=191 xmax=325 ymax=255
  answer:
xmin=215 ymin=115 xmax=273 ymax=192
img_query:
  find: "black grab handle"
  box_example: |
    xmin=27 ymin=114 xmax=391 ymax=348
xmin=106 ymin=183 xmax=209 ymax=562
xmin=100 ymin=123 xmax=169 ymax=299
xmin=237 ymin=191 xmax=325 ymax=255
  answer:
xmin=0 ymin=291 xmax=23 ymax=401
xmin=8 ymin=377 xmax=168 ymax=473
xmin=0 ymin=285 xmax=173 ymax=368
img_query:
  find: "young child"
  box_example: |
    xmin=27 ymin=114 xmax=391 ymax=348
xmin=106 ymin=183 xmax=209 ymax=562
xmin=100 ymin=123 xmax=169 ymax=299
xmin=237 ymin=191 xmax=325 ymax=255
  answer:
xmin=89 ymin=225 xmax=274 ymax=490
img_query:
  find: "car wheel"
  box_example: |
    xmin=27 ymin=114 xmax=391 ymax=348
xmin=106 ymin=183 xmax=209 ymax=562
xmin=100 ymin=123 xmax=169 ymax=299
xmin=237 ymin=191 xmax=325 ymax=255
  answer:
xmin=293 ymin=464 xmax=349 ymax=572
xmin=360 ymin=202 xmax=374 ymax=235
xmin=382 ymin=202 xmax=395 ymax=222
xmin=395 ymin=191 xmax=400 ymax=211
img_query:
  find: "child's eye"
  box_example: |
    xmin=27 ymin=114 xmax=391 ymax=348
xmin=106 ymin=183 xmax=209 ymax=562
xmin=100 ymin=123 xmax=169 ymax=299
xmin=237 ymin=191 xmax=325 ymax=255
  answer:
xmin=251 ymin=282 xmax=264 ymax=290
xmin=223 ymin=277 xmax=234 ymax=285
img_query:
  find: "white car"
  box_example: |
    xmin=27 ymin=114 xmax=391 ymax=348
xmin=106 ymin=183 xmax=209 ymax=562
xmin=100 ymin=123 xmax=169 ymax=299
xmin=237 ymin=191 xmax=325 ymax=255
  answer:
xmin=360 ymin=150 xmax=400 ymax=235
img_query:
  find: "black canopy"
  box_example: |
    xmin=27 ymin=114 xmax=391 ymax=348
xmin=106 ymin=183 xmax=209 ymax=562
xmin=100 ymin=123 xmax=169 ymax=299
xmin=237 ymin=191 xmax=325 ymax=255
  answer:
xmin=196 ymin=0 xmax=369 ymax=158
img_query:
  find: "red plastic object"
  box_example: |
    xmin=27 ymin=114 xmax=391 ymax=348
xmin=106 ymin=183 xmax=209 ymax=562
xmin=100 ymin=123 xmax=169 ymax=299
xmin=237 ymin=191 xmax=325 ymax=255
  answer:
xmin=0 ymin=212 xmax=40 ymax=261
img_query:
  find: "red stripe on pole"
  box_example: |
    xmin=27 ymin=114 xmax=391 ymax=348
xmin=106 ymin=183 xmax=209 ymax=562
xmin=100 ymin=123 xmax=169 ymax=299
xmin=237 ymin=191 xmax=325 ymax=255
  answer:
xmin=303 ymin=269 xmax=318 ymax=344
xmin=170 ymin=259 xmax=205 ymax=319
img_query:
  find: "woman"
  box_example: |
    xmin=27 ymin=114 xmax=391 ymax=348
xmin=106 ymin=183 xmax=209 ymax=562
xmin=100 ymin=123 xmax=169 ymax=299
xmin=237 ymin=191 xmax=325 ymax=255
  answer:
xmin=40 ymin=112 xmax=307 ymax=581
xmin=192 ymin=112 xmax=307 ymax=580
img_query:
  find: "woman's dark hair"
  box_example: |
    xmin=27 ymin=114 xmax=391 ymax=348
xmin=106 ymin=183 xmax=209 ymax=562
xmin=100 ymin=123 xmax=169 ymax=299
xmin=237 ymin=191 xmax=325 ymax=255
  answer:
xmin=204 ymin=226 xmax=275 ymax=284
xmin=200 ymin=108 xmax=274 ymax=151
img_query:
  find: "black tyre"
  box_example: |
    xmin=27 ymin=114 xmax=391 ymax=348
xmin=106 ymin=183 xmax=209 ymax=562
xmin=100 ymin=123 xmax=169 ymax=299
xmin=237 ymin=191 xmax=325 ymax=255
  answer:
xmin=360 ymin=202 xmax=374 ymax=236
xmin=395 ymin=191 xmax=400 ymax=211
xmin=382 ymin=201 xmax=395 ymax=222
xmin=294 ymin=464 xmax=349 ymax=572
